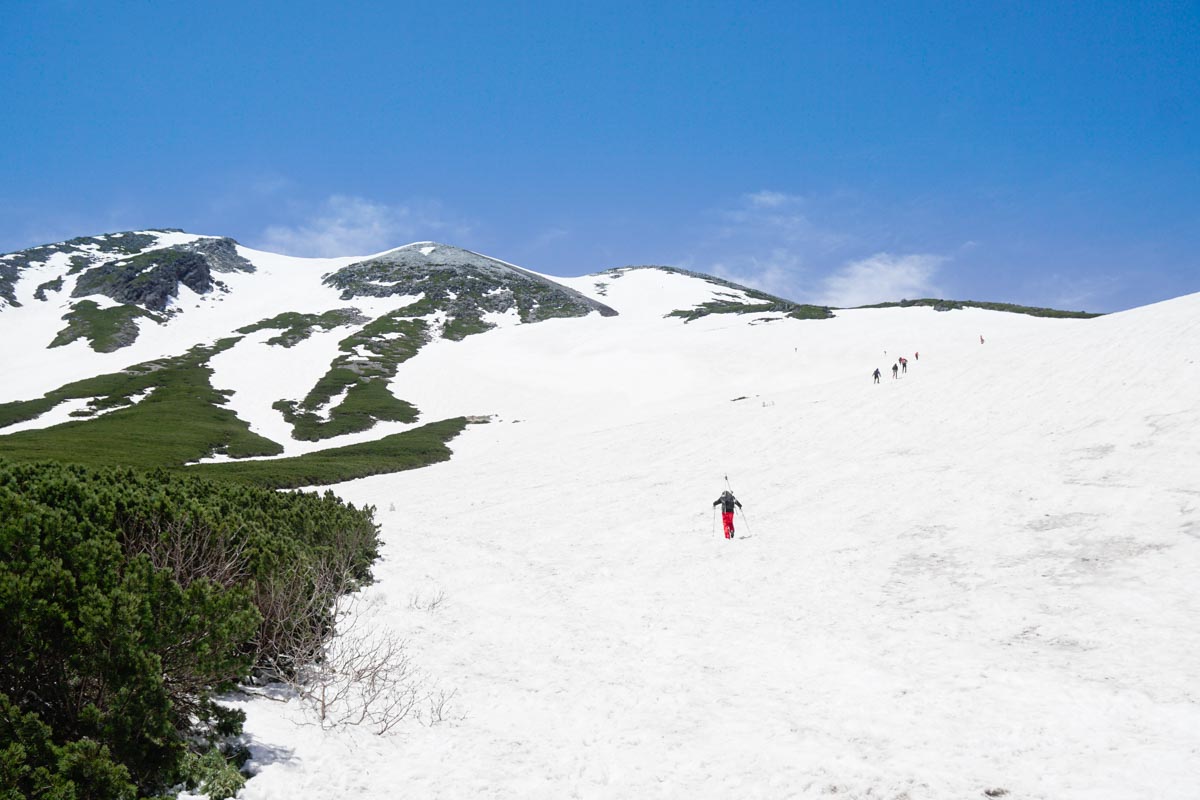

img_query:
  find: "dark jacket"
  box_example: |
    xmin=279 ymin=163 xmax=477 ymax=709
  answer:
xmin=713 ymin=492 xmax=742 ymax=513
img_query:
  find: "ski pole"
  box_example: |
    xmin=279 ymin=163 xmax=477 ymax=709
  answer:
xmin=738 ymin=507 xmax=752 ymax=535
xmin=712 ymin=506 xmax=716 ymax=537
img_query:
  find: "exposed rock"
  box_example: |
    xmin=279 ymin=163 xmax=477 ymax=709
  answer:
xmin=0 ymin=230 xmax=181 ymax=310
xmin=73 ymin=249 xmax=215 ymax=312
xmin=178 ymin=236 xmax=255 ymax=273
xmin=324 ymin=242 xmax=618 ymax=334
xmin=34 ymin=276 xmax=64 ymax=301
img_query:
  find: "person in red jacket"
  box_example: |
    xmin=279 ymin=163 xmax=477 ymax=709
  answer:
xmin=712 ymin=490 xmax=742 ymax=539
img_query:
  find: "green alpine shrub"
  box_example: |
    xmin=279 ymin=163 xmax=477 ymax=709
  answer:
xmin=0 ymin=459 xmax=380 ymax=797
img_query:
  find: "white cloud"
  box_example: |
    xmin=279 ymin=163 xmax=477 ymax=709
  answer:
xmin=256 ymin=195 xmax=472 ymax=257
xmin=708 ymin=248 xmax=805 ymax=299
xmin=715 ymin=190 xmax=847 ymax=252
xmin=815 ymin=252 xmax=945 ymax=308
xmin=680 ymin=190 xmax=853 ymax=299
xmin=1028 ymin=271 xmax=1120 ymax=313
xmin=745 ymin=190 xmax=790 ymax=209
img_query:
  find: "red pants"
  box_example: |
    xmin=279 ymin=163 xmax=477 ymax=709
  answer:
xmin=721 ymin=511 xmax=735 ymax=538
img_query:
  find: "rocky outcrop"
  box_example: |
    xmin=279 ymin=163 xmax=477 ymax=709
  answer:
xmin=71 ymin=238 xmax=252 ymax=312
xmin=0 ymin=230 xmax=185 ymax=310
xmin=324 ymin=242 xmax=617 ymax=338
xmin=179 ymin=237 xmax=255 ymax=273
xmin=73 ymin=249 xmax=215 ymax=311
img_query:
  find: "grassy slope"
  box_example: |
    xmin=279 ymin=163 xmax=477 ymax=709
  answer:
xmin=668 ymin=299 xmax=833 ymax=322
xmin=277 ymin=310 xmax=427 ymax=441
xmin=184 ymin=417 xmax=469 ymax=489
xmin=0 ymin=340 xmax=282 ymax=467
xmin=0 ymin=333 xmax=469 ymax=487
xmin=50 ymin=299 xmax=163 ymax=352
xmin=854 ymin=298 xmax=1103 ymax=318
xmin=237 ymin=308 xmax=368 ymax=348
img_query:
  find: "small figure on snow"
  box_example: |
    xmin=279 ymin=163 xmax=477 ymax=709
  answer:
xmin=900 ymin=357 xmax=907 ymax=374
xmin=873 ymin=368 xmax=881 ymax=384
xmin=892 ymin=363 xmax=899 ymax=379
xmin=915 ymin=351 xmax=919 ymax=361
xmin=713 ymin=490 xmax=742 ymax=539
xmin=980 ymin=335 xmax=985 ymax=345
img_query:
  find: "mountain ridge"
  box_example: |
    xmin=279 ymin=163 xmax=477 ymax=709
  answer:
xmin=1 ymin=228 xmax=1198 ymax=798
xmin=0 ymin=227 xmax=1160 ymax=489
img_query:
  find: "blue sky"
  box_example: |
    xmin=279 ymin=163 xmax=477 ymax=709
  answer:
xmin=1 ymin=1 xmax=1196 ymax=311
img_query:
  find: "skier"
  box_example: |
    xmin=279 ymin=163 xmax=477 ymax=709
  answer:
xmin=712 ymin=490 xmax=742 ymax=539
xmin=980 ymin=335 xmax=985 ymax=344
xmin=900 ymin=357 xmax=907 ymax=374
xmin=873 ymin=368 xmax=881 ymax=384
xmin=915 ymin=351 xmax=919 ymax=361
xmin=892 ymin=363 xmax=899 ymax=379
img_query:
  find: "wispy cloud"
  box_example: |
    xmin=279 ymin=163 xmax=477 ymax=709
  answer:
xmin=1028 ymin=271 xmax=1121 ymax=313
xmin=256 ymin=195 xmax=472 ymax=257
xmin=680 ymin=190 xmax=849 ymax=298
xmin=745 ymin=190 xmax=791 ymax=209
xmin=684 ymin=190 xmax=950 ymax=306
xmin=713 ymin=190 xmax=848 ymax=252
xmin=815 ymin=252 xmax=945 ymax=308
xmin=708 ymin=249 xmax=805 ymax=299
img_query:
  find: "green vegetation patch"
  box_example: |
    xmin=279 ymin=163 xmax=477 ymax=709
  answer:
xmin=237 ymin=307 xmax=369 ymax=347
xmin=186 ymin=416 xmax=469 ymax=489
xmin=50 ymin=299 xmax=164 ymax=352
xmin=855 ymin=298 xmax=1102 ymax=318
xmin=68 ymin=230 xmax=165 ymax=255
xmin=276 ymin=308 xmax=429 ymax=441
xmin=668 ymin=298 xmax=834 ymax=322
xmin=0 ymin=339 xmax=283 ymax=467
xmin=442 ymin=312 xmax=494 ymax=341
xmin=0 ymin=458 xmax=379 ymax=797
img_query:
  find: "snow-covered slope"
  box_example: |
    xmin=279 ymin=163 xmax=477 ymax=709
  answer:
xmin=0 ymin=235 xmax=620 ymax=450
xmin=212 ymin=264 xmax=1196 ymax=797
xmin=4 ymin=233 xmax=1198 ymax=797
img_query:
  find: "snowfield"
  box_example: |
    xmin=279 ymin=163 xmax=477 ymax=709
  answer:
xmin=227 ymin=270 xmax=1199 ymax=799
xmin=2 ymin=240 xmax=1197 ymax=798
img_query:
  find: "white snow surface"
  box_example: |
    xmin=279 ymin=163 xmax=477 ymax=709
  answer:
xmin=3 ymin=239 xmax=1199 ymax=797
xmin=228 ymin=273 xmax=1200 ymax=798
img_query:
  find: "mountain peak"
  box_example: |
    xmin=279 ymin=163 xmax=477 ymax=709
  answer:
xmin=325 ymin=242 xmax=618 ymax=321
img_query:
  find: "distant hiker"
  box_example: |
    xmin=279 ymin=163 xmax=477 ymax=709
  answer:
xmin=873 ymin=368 xmax=881 ymax=384
xmin=980 ymin=335 xmax=985 ymax=344
xmin=892 ymin=363 xmax=899 ymax=379
xmin=900 ymin=357 xmax=907 ymax=374
xmin=713 ymin=490 xmax=742 ymax=539
xmin=915 ymin=351 xmax=919 ymax=360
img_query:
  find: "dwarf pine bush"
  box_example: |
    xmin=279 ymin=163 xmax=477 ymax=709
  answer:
xmin=0 ymin=459 xmax=380 ymax=798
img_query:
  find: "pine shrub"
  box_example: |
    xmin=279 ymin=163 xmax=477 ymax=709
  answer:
xmin=0 ymin=459 xmax=380 ymax=798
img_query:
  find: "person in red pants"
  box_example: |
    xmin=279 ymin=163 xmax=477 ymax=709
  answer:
xmin=712 ymin=490 xmax=743 ymax=539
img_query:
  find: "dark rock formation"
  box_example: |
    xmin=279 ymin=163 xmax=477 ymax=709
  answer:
xmin=324 ymin=242 xmax=617 ymax=339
